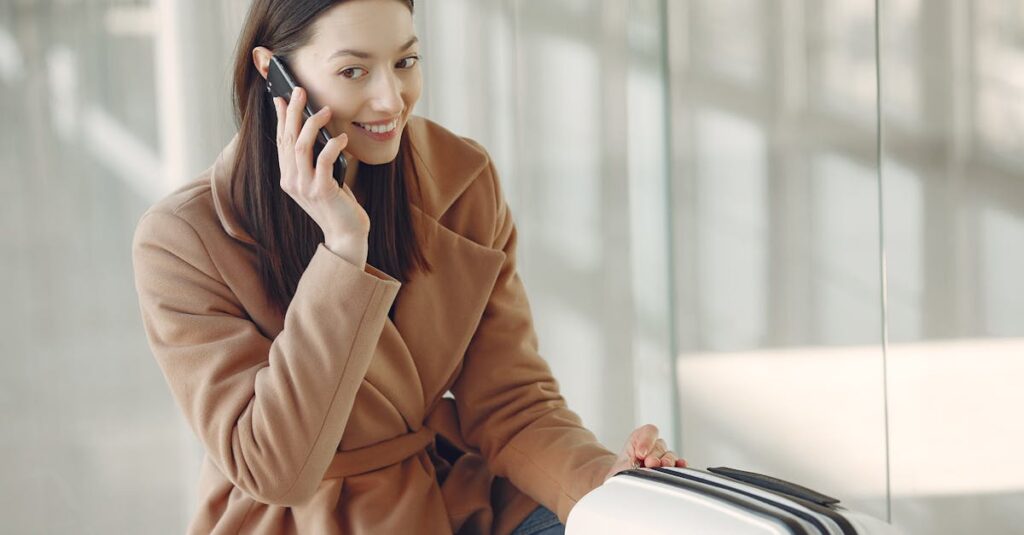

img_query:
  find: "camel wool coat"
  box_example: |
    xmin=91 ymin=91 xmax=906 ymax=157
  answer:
xmin=131 ymin=115 xmax=618 ymax=534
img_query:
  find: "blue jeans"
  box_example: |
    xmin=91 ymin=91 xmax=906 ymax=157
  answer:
xmin=510 ymin=505 xmax=565 ymax=535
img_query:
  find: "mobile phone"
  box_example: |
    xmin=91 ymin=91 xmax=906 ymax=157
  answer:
xmin=266 ymin=55 xmax=348 ymax=182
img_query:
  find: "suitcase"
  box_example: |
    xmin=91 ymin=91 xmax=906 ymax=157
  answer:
xmin=565 ymin=466 xmax=900 ymax=534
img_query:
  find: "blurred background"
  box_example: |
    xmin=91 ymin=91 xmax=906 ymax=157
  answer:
xmin=1 ymin=0 xmax=1022 ymax=533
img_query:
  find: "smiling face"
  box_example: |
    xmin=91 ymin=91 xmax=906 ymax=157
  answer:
xmin=261 ymin=0 xmax=421 ymax=166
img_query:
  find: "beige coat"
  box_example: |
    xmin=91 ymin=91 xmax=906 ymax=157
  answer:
xmin=131 ymin=115 xmax=617 ymax=534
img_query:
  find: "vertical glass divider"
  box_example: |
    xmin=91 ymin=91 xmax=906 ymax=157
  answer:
xmin=656 ymin=0 xmax=684 ymax=454
xmin=873 ymin=0 xmax=893 ymax=523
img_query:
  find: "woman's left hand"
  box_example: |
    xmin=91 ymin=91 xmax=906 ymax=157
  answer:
xmin=604 ymin=424 xmax=687 ymax=482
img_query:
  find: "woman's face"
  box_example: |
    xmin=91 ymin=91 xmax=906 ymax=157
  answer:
xmin=263 ymin=0 xmax=421 ymax=166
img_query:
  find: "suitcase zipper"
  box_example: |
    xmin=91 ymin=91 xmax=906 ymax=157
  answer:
xmin=619 ymin=469 xmax=809 ymax=535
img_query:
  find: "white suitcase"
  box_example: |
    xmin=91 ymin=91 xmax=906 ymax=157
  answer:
xmin=566 ymin=467 xmax=900 ymax=535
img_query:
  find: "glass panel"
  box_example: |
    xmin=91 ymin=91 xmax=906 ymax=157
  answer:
xmin=691 ymin=0 xmax=766 ymax=84
xmin=974 ymin=1 xmax=1024 ymax=163
xmin=627 ymin=0 xmax=677 ymax=441
xmin=508 ymin=2 xmax=625 ymax=444
xmin=880 ymin=0 xmax=1024 ymax=532
xmin=0 ymin=1 xmax=185 ymax=532
xmin=668 ymin=0 xmax=889 ymax=519
xmin=810 ymin=0 xmax=879 ymax=122
xmin=692 ymin=108 xmax=768 ymax=351
xmin=1 ymin=1 xmax=247 ymax=531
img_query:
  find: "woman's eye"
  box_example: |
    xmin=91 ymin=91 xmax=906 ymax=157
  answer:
xmin=339 ymin=56 xmax=419 ymax=79
xmin=340 ymin=67 xmax=367 ymax=79
xmin=397 ymin=55 xmax=421 ymax=69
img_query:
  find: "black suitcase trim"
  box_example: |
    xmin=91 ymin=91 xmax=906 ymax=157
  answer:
xmin=703 ymin=468 xmax=858 ymax=535
xmin=707 ymin=467 xmax=840 ymax=506
xmin=652 ymin=468 xmax=833 ymax=535
xmin=618 ymin=468 xmax=808 ymax=535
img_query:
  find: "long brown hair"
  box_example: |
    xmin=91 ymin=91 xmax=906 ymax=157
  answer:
xmin=229 ymin=0 xmax=428 ymax=314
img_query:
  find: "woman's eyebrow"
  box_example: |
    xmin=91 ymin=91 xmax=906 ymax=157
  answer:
xmin=327 ymin=36 xmax=418 ymax=61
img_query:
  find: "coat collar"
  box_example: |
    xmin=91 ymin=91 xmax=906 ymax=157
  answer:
xmin=210 ymin=115 xmax=489 ymax=245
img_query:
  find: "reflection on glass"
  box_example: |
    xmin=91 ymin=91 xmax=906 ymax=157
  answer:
xmin=692 ymin=0 xmax=765 ymax=83
xmin=882 ymin=0 xmax=1024 ymax=532
xmin=694 ymin=108 xmax=768 ymax=352
xmin=677 ymin=345 xmax=888 ymax=497
xmin=877 ymin=0 xmax=921 ymax=128
xmin=812 ymin=152 xmax=882 ymax=346
xmin=876 ymin=161 xmax=923 ymax=342
xmin=531 ymin=33 xmax=603 ymax=273
xmin=980 ymin=207 xmax=1024 ymax=337
xmin=811 ymin=0 xmax=878 ymax=121
xmin=530 ymin=295 xmax=607 ymax=436
xmin=669 ymin=0 xmax=889 ymax=521
xmin=504 ymin=0 xmax=644 ymax=447
xmin=1 ymin=1 xmax=188 ymax=533
xmin=693 ymin=0 xmax=765 ymax=84
xmin=975 ymin=0 xmax=1024 ymax=161
xmin=627 ymin=0 xmax=675 ymax=437
xmin=518 ymin=26 xmax=613 ymax=440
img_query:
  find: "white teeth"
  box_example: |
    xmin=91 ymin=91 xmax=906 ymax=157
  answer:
xmin=356 ymin=119 xmax=398 ymax=134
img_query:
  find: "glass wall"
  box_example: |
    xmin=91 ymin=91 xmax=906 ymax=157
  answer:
xmin=665 ymin=0 xmax=889 ymax=520
xmin=880 ymin=0 xmax=1024 ymax=533
xmin=1 ymin=1 xmax=189 ymax=532
xmin=665 ymin=0 xmax=1024 ymax=533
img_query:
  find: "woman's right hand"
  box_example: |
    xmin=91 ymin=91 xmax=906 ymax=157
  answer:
xmin=274 ymin=87 xmax=370 ymax=269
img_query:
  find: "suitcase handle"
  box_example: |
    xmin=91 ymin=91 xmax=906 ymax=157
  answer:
xmin=708 ymin=466 xmax=841 ymax=507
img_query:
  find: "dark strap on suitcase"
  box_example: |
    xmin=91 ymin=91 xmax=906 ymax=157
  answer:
xmin=706 ymin=467 xmax=858 ymax=535
xmin=708 ymin=467 xmax=839 ymax=506
xmin=619 ymin=469 xmax=809 ymax=535
xmin=654 ymin=468 xmax=832 ymax=535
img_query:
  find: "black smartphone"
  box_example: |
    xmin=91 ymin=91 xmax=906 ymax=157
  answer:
xmin=266 ymin=55 xmax=348 ymax=182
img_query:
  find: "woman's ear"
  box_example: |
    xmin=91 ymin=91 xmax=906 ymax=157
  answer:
xmin=252 ymin=46 xmax=272 ymax=80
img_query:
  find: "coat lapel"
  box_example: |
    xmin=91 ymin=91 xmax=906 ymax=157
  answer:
xmin=379 ymin=203 xmax=505 ymax=427
xmin=210 ymin=116 xmax=505 ymax=431
xmin=366 ymin=117 xmax=505 ymax=429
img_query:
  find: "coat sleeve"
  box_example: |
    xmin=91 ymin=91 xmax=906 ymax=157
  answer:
xmin=131 ymin=209 xmax=400 ymax=506
xmin=450 ymin=155 xmax=618 ymax=524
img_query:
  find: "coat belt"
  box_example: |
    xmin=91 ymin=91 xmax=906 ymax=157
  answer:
xmin=323 ymin=427 xmax=436 ymax=479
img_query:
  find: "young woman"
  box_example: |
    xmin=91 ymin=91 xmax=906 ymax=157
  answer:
xmin=132 ymin=0 xmax=685 ymax=533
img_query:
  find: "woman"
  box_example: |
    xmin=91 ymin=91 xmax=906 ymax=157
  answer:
xmin=131 ymin=0 xmax=685 ymax=533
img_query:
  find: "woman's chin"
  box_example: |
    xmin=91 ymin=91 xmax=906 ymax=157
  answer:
xmin=350 ymin=146 xmax=400 ymax=166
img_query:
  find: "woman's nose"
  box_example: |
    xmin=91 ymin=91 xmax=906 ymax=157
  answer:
xmin=369 ymin=71 xmax=404 ymax=115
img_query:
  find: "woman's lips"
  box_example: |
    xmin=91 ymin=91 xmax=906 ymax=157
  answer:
xmin=352 ymin=118 xmax=400 ymax=141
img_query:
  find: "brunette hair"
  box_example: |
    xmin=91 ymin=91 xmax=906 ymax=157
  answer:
xmin=229 ymin=0 xmax=427 ymax=314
